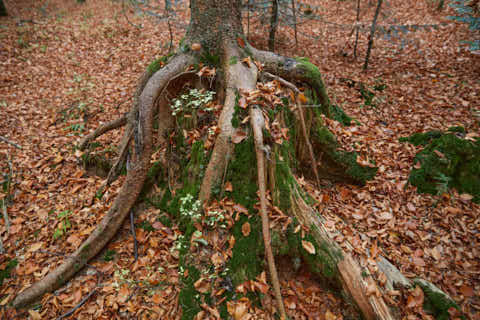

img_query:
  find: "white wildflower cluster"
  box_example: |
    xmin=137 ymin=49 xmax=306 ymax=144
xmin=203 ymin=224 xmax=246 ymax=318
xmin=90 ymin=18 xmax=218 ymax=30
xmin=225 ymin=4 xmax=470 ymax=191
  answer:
xmin=170 ymin=88 xmax=215 ymax=116
xmin=113 ymin=269 xmax=135 ymax=288
xmin=179 ymin=194 xmax=202 ymax=221
xmin=205 ymin=210 xmax=226 ymax=227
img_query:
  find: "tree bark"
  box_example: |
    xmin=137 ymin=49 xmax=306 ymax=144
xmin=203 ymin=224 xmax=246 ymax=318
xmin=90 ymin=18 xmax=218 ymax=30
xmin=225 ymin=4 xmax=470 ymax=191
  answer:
xmin=364 ymin=0 xmax=383 ymax=70
xmin=0 ymin=0 xmax=7 ymax=17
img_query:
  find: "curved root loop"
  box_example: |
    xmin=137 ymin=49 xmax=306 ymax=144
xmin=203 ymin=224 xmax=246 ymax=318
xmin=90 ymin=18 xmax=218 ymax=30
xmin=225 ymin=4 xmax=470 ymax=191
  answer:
xmin=12 ymin=53 xmax=195 ymax=308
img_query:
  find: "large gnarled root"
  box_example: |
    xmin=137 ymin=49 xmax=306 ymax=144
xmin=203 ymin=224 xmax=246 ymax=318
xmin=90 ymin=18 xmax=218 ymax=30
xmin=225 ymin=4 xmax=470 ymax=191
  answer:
xmin=12 ymin=53 xmax=195 ymax=308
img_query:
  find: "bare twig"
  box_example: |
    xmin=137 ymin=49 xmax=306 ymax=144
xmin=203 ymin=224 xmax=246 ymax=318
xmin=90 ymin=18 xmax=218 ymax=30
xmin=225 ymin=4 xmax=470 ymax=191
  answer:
xmin=0 ymin=136 xmax=22 ymax=149
xmin=122 ymin=0 xmax=142 ymax=29
xmin=263 ymin=72 xmax=321 ymax=187
xmin=1 ymin=200 xmax=9 ymax=234
xmin=36 ymin=249 xmax=104 ymax=320
xmin=353 ymin=0 xmax=361 ymax=58
xmin=247 ymin=0 xmax=250 ymax=40
xmin=56 ymin=288 xmax=97 ymax=320
xmin=165 ymin=0 xmax=174 ymax=52
xmin=103 ymin=127 xmax=133 ymax=187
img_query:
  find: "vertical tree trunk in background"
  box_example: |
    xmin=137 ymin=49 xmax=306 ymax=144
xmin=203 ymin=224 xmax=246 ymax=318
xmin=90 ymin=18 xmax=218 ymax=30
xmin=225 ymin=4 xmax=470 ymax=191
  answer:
xmin=291 ymin=0 xmax=298 ymax=50
xmin=0 ymin=0 xmax=8 ymax=17
xmin=353 ymin=0 xmax=361 ymax=58
xmin=268 ymin=0 xmax=278 ymax=51
xmin=363 ymin=0 xmax=382 ymax=70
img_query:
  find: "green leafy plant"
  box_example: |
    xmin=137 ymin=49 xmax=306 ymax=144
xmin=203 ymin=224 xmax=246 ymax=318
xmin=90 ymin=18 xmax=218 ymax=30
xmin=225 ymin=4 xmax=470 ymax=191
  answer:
xmin=53 ymin=210 xmax=72 ymax=240
xmin=64 ymin=123 xmax=85 ymax=136
xmin=170 ymin=88 xmax=215 ymax=117
xmin=103 ymin=249 xmax=116 ymax=262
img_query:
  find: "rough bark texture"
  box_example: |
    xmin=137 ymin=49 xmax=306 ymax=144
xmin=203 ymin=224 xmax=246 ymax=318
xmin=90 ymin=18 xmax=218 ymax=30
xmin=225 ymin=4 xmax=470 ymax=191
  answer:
xmin=187 ymin=0 xmax=243 ymax=50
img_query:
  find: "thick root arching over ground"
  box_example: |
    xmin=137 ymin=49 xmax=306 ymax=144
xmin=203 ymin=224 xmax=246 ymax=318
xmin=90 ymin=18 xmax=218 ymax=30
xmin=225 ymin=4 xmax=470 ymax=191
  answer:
xmin=13 ymin=39 xmax=408 ymax=320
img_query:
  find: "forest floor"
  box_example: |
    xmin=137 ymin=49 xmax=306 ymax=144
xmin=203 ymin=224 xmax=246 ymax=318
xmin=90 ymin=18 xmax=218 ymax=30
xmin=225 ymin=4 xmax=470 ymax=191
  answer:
xmin=0 ymin=0 xmax=479 ymax=319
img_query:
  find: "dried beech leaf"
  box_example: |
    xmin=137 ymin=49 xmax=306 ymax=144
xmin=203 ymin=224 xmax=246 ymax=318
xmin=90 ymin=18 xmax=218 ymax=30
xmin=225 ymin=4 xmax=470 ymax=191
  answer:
xmin=232 ymin=130 xmax=247 ymax=144
xmin=241 ymin=222 xmax=251 ymax=237
xmin=302 ymin=240 xmax=316 ymax=255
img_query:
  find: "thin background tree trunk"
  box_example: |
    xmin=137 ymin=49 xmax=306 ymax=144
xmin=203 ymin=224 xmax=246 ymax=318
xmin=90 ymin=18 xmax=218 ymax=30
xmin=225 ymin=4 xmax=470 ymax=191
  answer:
xmin=353 ymin=0 xmax=361 ymax=58
xmin=363 ymin=0 xmax=382 ymax=70
xmin=268 ymin=0 xmax=278 ymax=51
xmin=291 ymin=0 xmax=298 ymax=50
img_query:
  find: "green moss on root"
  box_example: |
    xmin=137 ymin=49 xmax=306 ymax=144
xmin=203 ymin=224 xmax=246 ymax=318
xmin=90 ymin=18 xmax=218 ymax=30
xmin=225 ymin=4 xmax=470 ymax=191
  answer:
xmin=311 ymin=118 xmax=377 ymax=185
xmin=146 ymin=53 xmax=173 ymax=75
xmin=414 ymin=279 xmax=465 ymax=320
xmin=226 ymin=136 xmax=258 ymax=211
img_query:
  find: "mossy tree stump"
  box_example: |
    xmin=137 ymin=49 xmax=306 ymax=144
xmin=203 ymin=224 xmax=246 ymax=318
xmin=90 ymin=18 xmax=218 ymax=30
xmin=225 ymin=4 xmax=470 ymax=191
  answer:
xmin=12 ymin=0 xmax=407 ymax=319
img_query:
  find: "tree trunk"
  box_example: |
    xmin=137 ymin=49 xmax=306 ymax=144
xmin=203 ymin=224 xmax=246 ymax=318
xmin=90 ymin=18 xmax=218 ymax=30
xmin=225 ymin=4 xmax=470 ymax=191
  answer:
xmin=0 ymin=0 xmax=7 ymax=17
xmin=12 ymin=0 xmax=424 ymax=319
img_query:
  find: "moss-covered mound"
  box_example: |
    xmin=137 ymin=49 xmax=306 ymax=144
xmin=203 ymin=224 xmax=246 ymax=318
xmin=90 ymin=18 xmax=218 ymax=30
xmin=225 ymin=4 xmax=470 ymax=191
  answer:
xmin=400 ymin=127 xmax=480 ymax=203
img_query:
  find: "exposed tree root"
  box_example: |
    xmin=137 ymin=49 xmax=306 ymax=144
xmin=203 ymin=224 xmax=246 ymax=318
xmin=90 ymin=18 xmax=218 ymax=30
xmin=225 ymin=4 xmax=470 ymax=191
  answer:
xmin=78 ymin=114 xmax=127 ymax=151
xmin=250 ymin=106 xmax=287 ymax=319
xmin=13 ymin=36 xmax=434 ymax=320
xmin=251 ymin=47 xmax=332 ymax=118
xmin=199 ymin=41 xmax=257 ymax=201
xmin=11 ymin=53 xmax=195 ymax=308
xmin=285 ymin=184 xmax=394 ymax=320
xmin=264 ymin=71 xmax=321 ymax=187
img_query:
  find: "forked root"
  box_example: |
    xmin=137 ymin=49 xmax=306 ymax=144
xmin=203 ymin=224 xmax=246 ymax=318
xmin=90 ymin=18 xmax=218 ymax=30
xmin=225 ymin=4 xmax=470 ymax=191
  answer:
xmin=12 ymin=53 xmax=195 ymax=308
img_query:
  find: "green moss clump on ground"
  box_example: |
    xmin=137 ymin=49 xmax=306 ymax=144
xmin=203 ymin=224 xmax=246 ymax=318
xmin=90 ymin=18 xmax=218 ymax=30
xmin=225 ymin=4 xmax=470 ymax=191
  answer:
xmin=331 ymin=104 xmax=352 ymax=126
xmin=400 ymin=128 xmax=480 ymax=203
xmin=179 ymin=265 xmax=202 ymax=320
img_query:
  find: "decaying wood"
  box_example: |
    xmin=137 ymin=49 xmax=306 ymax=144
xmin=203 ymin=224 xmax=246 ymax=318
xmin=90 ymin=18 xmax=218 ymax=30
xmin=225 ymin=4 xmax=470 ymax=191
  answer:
xmin=291 ymin=193 xmax=395 ymax=320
